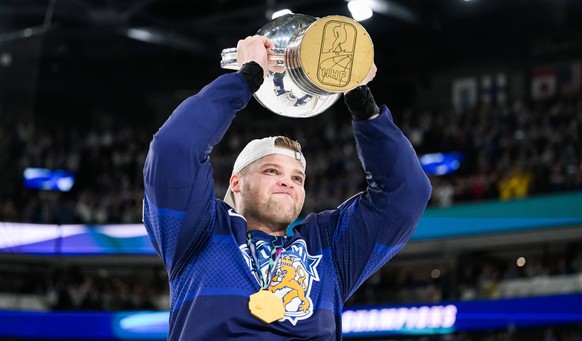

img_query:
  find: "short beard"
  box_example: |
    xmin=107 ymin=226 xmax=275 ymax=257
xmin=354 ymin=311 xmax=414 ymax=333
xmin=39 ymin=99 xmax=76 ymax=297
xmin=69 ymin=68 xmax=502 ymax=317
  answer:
xmin=240 ymin=194 xmax=300 ymax=232
xmin=263 ymin=198 xmax=300 ymax=227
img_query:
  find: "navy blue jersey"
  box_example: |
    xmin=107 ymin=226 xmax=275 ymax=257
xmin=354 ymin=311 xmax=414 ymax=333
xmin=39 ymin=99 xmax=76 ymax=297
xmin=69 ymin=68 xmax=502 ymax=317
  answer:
xmin=143 ymin=73 xmax=431 ymax=340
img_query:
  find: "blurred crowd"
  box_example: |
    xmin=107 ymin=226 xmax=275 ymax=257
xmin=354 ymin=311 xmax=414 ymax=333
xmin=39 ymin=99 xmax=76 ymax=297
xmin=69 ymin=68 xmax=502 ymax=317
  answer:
xmin=405 ymin=98 xmax=582 ymax=207
xmin=0 ymin=122 xmax=150 ymax=224
xmin=0 ymin=94 xmax=581 ymax=224
xmin=348 ymin=243 xmax=582 ymax=306
xmin=0 ymin=262 xmax=169 ymax=311
xmin=1 ymin=242 xmax=580 ymax=312
xmin=1 ymin=92 xmax=581 ymax=316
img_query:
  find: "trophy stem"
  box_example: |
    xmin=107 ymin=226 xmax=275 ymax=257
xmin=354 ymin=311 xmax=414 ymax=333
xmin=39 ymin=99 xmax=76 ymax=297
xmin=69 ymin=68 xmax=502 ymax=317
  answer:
xmin=285 ymin=26 xmax=333 ymax=96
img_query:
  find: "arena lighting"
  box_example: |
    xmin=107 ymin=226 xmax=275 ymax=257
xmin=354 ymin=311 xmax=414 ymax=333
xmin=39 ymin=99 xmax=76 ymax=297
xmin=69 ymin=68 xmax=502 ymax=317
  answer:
xmin=0 ymin=52 xmax=12 ymax=67
xmin=348 ymin=0 xmax=374 ymax=21
xmin=0 ymin=26 xmax=47 ymax=43
xmin=419 ymin=152 xmax=463 ymax=176
xmin=344 ymin=0 xmax=419 ymax=25
xmin=116 ymin=312 xmax=169 ymax=335
xmin=124 ymin=27 xmax=209 ymax=54
xmin=272 ymin=9 xmax=292 ymax=19
xmin=23 ymin=167 xmax=76 ymax=192
xmin=126 ymin=28 xmax=154 ymax=43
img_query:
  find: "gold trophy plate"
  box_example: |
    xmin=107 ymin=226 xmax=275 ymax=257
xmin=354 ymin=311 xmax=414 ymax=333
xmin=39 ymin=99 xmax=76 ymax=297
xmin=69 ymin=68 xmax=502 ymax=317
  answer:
xmin=300 ymin=15 xmax=374 ymax=93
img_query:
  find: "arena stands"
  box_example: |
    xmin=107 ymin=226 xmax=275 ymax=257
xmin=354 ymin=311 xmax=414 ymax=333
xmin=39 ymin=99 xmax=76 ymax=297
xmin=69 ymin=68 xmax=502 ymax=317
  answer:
xmin=1 ymin=94 xmax=580 ymax=224
xmin=1 ymin=94 xmax=581 ymax=339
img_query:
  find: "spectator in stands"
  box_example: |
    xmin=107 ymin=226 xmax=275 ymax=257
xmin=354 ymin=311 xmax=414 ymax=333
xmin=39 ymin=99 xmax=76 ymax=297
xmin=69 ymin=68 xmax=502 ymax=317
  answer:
xmin=497 ymin=166 xmax=532 ymax=200
xmin=0 ymin=70 xmax=581 ymax=223
xmin=431 ymin=178 xmax=455 ymax=207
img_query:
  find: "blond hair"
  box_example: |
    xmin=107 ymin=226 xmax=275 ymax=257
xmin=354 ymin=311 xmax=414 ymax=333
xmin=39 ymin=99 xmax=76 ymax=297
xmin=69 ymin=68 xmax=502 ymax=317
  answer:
xmin=273 ymin=136 xmax=302 ymax=153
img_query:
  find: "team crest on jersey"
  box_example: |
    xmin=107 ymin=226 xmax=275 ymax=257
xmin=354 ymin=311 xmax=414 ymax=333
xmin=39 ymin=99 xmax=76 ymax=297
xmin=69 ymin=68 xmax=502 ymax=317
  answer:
xmin=239 ymin=239 xmax=321 ymax=325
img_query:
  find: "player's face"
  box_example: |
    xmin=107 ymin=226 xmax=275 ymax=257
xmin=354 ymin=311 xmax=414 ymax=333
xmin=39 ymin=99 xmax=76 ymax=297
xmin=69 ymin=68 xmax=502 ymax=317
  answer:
xmin=236 ymin=154 xmax=305 ymax=229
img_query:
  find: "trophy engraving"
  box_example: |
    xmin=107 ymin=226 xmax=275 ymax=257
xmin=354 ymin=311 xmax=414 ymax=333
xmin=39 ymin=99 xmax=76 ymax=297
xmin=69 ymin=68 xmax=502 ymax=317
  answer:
xmin=318 ymin=21 xmax=357 ymax=87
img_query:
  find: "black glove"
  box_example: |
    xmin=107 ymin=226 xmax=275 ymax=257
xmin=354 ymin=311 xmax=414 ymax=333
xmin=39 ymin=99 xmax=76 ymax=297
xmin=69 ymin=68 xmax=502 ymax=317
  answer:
xmin=237 ymin=61 xmax=264 ymax=93
xmin=344 ymin=85 xmax=380 ymax=120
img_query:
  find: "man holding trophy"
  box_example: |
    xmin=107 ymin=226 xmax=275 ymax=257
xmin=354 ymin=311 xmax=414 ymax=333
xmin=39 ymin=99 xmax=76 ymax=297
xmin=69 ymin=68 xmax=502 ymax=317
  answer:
xmin=143 ymin=14 xmax=431 ymax=340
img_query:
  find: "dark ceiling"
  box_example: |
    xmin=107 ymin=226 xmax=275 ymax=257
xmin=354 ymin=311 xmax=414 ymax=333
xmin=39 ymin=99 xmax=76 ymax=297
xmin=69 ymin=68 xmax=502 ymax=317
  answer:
xmin=1 ymin=0 xmax=582 ymax=123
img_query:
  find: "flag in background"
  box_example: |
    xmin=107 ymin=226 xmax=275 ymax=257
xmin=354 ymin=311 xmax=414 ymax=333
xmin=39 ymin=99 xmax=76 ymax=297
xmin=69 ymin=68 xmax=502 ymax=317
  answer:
xmin=452 ymin=77 xmax=477 ymax=111
xmin=531 ymin=68 xmax=557 ymax=100
xmin=481 ymin=73 xmax=507 ymax=106
xmin=558 ymin=62 xmax=582 ymax=97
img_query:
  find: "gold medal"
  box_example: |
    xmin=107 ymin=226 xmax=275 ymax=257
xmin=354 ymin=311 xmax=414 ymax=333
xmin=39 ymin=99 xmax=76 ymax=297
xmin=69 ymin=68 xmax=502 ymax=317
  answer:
xmin=248 ymin=290 xmax=285 ymax=323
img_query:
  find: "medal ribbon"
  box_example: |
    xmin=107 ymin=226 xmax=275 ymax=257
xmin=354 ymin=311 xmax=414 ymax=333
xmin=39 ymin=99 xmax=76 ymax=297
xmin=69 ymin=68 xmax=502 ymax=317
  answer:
xmin=246 ymin=232 xmax=284 ymax=289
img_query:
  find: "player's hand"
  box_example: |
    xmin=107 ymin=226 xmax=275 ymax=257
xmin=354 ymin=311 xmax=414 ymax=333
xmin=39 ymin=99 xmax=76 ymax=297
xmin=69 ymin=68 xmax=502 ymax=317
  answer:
xmin=343 ymin=63 xmax=379 ymax=120
xmin=236 ymin=35 xmax=274 ymax=76
xmin=360 ymin=63 xmax=377 ymax=86
xmin=343 ymin=63 xmax=377 ymax=95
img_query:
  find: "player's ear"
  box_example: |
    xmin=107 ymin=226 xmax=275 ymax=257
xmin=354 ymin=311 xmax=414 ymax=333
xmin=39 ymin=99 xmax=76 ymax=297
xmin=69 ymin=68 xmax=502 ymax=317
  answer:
xmin=230 ymin=174 xmax=241 ymax=193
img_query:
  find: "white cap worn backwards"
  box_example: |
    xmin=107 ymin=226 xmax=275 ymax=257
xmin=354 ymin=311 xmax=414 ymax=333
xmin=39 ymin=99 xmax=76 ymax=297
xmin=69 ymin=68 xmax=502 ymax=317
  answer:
xmin=223 ymin=136 xmax=306 ymax=208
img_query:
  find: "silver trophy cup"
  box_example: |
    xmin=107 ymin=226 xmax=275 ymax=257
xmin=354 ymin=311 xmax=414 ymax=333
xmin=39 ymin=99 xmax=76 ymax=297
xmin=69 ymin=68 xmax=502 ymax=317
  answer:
xmin=220 ymin=13 xmax=374 ymax=118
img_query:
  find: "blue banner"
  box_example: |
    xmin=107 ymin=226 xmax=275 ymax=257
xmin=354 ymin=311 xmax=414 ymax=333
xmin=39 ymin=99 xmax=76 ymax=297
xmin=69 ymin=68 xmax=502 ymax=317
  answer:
xmin=342 ymin=294 xmax=582 ymax=337
xmin=1 ymin=294 xmax=581 ymax=339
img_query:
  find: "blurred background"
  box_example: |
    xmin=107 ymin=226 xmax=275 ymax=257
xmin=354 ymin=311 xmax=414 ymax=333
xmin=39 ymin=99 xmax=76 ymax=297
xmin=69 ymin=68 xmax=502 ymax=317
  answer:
xmin=1 ymin=0 xmax=581 ymax=340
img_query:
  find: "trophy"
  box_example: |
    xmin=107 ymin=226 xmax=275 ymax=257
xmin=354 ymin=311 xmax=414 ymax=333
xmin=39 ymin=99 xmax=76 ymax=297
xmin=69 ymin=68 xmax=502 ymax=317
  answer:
xmin=220 ymin=13 xmax=374 ymax=118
